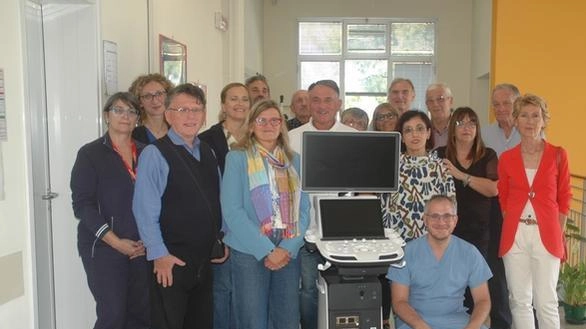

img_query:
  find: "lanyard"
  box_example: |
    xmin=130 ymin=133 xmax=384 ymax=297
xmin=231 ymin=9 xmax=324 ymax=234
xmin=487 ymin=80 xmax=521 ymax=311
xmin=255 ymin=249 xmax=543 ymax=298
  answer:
xmin=112 ymin=141 xmax=137 ymax=181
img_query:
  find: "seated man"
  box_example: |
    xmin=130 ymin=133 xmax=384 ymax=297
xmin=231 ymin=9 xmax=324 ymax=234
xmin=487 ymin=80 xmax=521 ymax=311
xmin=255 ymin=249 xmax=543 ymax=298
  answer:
xmin=387 ymin=195 xmax=492 ymax=329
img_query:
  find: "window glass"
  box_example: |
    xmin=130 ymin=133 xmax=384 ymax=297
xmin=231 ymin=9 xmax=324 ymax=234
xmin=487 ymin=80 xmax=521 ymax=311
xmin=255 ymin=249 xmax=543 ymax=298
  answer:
xmin=299 ymin=22 xmax=342 ymax=55
xmin=345 ymin=60 xmax=387 ymax=93
xmin=391 ymin=23 xmax=435 ymax=56
xmin=347 ymin=24 xmax=386 ymax=54
xmin=392 ymin=62 xmax=434 ymax=111
xmin=300 ymin=61 xmax=340 ymax=89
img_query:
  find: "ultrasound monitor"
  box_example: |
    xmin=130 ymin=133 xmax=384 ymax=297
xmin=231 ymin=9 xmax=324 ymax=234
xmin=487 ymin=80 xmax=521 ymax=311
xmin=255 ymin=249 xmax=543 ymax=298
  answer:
xmin=318 ymin=197 xmax=385 ymax=240
xmin=301 ymin=131 xmax=401 ymax=193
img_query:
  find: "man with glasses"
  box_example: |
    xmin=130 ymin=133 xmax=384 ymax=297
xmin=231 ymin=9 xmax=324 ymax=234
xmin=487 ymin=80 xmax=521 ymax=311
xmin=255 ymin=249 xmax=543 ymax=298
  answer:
xmin=388 ymin=195 xmax=492 ymax=329
xmin=425 ymin=82 xmax=454 ymax=149
xmin=133 ymin=84 xmax=228 ymax=329
xmin=288 ymin=80 xmax=356 ymax=329
xmin=387 ymin=78 xmax=417 ymax=116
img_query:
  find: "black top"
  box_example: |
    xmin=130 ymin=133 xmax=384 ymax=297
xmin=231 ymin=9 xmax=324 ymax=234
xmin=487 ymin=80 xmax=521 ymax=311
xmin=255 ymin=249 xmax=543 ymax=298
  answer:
xmin=132 ymin=125 xmax=153 ymax=144
xmin=287 ymin=117 xmax=304 ymax=130
xmin=436 ymin=146 xmax=498 ymax=254
xmin=154 ymin=136 xmax=221 ymax=262
xmin=71 ymin=134 xmax=145 ymax=248
xmin=198 ymin=122 xmax=230 ymax=174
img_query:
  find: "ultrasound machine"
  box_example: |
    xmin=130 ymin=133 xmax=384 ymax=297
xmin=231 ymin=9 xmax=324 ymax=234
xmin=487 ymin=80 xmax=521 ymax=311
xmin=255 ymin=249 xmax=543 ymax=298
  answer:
xmin=301 ymin=131 xmax=406 ymax=329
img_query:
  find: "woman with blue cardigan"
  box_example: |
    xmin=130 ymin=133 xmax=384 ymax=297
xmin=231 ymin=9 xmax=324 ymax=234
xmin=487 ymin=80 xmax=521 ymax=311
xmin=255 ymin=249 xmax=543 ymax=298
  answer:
xmin=221 ymin=99 xmax=310 ymax=329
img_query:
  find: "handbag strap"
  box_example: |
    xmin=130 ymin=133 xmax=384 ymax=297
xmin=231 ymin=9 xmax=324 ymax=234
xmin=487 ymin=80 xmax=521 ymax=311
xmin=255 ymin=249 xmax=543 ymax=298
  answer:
xmin=163 ymin=137 xmax=221 ymax=235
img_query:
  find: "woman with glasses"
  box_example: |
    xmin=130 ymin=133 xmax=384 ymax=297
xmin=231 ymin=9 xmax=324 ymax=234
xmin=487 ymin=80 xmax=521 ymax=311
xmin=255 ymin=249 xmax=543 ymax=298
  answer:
xmin=221 ymin=99 xmax=310 ymax=329
xmin=370 ymin=102 xmax=399 ymax=132
xmin=198 ymin=82 xmax=250 ymax=329
xmin=381 ymin=110 xmax=455 ymax=240
xmin=70 ymin=92 xmax=149 ymax=329
xmin=128 ymin=73 xmax=174 ymax=144
xmin=435 ymin=107 xmax=498 ymax=313
xmin=498 ymin=94 xmax=571 ymax=329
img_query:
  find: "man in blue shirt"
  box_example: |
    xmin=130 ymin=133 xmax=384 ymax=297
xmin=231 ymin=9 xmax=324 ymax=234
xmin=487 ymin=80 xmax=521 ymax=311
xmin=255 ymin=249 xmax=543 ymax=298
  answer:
xmin=133 ymin=83 xmax=227 ymax=329
xmin=387 ymin=195 xmax=492 ymax=329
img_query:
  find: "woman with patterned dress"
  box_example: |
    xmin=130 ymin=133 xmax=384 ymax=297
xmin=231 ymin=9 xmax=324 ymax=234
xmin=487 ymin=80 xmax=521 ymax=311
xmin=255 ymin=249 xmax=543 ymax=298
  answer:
xmin=381 ymin=110 xmax=456 ymax=241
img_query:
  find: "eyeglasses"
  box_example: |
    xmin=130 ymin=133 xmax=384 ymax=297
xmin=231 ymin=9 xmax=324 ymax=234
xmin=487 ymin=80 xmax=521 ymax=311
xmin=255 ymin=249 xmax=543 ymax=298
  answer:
xmin=140 ymin=90 xmax=166 ymax=102
xmin=455 ymin=120 xmax=477 ymax=129
xmin=110 ymin=107 xmax=139 ymax=117
xmin=167 ymin=107 xmax=205 ymax=115
xmin=402 ymin=125 xmax=427 ymax=135
xmin=375 ymin=113 xmax=397 ymax=121
xmin=255 ymin=117 xmax=282 ymax=127
xmin=425 ymin=213 xmax=456 ymax=222
xmin=425 ymin=95 xmax=448 ymax=104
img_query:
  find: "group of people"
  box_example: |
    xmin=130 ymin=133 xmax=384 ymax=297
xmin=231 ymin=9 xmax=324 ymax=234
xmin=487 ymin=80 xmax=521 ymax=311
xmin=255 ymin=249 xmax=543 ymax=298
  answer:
xmin=70 ymin=72 xmax=571 ymax=329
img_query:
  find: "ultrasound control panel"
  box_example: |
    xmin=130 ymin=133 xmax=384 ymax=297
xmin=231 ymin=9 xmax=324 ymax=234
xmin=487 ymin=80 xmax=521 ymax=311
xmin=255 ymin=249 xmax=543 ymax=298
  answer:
xmin=316 ymin=230 xmax=405 ymax=265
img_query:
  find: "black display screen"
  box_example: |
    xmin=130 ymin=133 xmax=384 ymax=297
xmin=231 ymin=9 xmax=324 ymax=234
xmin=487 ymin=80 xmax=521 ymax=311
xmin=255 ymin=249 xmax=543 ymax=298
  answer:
xmin=301 ymin=131 xmax=400 ymax=192
xmin=319 ymin=198 xmax=385 ymax=240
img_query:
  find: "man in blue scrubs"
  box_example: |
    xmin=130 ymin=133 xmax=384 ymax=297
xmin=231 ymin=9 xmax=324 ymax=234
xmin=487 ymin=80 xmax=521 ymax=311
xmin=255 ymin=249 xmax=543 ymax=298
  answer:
xmin=387 ymin=195 xmax=492 ymax=329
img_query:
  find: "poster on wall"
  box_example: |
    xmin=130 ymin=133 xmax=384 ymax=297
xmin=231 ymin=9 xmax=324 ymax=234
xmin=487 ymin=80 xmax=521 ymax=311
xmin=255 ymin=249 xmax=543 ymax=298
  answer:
xmin=0 ymin=68 xmax=6 ymax=141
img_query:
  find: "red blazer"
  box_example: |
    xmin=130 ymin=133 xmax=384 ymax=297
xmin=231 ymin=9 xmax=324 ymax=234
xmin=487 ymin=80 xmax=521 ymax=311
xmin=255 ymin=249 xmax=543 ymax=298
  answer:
xmin=497 ymin=142 xmax=571 ymax=258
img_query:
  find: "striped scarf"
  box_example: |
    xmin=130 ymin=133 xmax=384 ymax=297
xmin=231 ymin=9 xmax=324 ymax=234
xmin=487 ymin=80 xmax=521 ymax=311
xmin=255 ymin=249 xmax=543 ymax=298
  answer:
xmin=246 ymin=142 xmax=300 ymax=239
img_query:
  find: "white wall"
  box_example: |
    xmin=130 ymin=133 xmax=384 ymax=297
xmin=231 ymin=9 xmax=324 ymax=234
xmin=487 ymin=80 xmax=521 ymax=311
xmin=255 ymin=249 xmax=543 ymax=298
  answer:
xmin=262 ymin=0 xmax=489 ymax=116
xmin=100 ymin=0 xmax=149 ymax=92
xmin=149 ymin=0 xmax=226 ymax=118
xmin=0 ymin=1 xmax=34 ymax=329
xmin=245 ymin=0 xmax=264 ymax=78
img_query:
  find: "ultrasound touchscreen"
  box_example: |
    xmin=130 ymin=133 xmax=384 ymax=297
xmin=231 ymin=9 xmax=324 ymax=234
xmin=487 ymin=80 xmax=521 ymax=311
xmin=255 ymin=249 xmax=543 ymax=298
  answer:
xmin=319 ymin=198 xmax=385 ymax=240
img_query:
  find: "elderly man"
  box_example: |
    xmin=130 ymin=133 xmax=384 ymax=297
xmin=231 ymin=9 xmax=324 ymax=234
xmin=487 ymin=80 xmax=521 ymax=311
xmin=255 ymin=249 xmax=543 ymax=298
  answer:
xmin=287 ymin=89 xmax=310 ymax=130
xmin=133 ymin=84 xmax=227 ymax=329
xmin=246 ymin=73 xmax=270 ymax=105
xmin=388 ymin=195 xmax=492 ymax=329
xmin=288 ymin=79 xmax=356 ymax=329
xmin=387 ymin=77 xmax=416 ymax=116
xmin=425 ymin=82 xmax=453 ymax=149
xmin=481 ymin=83 xmax=521 ymax=157
xmin=481 ymin=83 xmax=520 ymax=329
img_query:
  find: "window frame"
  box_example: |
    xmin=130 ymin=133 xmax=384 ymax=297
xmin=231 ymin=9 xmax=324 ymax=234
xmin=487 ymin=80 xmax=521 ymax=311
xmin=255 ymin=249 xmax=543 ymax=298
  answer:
xmin=297 ymin=17 xmax=437 ymax=114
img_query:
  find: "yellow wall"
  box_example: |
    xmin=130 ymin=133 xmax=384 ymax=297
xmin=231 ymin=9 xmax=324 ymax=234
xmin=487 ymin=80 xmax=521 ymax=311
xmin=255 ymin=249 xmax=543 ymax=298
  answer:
xmin=492 ymin=0 xmax=586 ymax=175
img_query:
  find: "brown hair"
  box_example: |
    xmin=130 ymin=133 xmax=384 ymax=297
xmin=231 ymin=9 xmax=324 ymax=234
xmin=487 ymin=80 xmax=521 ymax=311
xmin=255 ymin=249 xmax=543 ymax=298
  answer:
xmin=444 ymin=107 xmax=486 ymax=165
xmin=128 ymin=73 xmax=174 ymax=121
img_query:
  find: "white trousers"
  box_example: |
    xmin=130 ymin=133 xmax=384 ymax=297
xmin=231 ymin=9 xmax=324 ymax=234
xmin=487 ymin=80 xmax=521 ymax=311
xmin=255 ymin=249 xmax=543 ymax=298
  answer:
xmin=503 ymin=223 xmax=561 ymax=329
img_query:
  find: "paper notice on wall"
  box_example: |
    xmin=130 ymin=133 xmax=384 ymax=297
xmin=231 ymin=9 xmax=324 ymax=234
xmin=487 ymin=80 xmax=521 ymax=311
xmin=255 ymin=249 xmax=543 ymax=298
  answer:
xmin=0 ymin=143 xmax=4 ymax=200
xmin=103 ymin=41 xmax=118 ymax=96
xmin=0 ymin=68 xmax=6 ymax=141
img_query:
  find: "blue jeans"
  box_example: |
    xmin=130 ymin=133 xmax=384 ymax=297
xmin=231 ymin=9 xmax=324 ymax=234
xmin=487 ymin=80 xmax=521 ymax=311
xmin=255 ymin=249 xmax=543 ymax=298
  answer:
xmin=231 ymin=249 xmax=301 ymax=329
xmin=299 ymin=247 xmax=324 ymax=329
xmin=213 ymin=256 xmax=237 ymax=329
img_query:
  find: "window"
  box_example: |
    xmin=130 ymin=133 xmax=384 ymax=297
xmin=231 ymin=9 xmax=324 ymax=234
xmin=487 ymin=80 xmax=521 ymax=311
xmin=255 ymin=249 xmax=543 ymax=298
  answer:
xmin=298 ymin=19 xmax=436 ymax=119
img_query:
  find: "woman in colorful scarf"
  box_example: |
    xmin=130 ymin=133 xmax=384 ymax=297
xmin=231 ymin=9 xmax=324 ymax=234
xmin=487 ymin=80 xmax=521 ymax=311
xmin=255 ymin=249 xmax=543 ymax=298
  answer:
xmin=221 ymin=99 xmax=310 ymax=329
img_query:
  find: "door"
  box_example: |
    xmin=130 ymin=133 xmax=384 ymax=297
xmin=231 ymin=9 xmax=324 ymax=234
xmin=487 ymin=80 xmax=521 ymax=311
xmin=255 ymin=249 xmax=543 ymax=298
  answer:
xmin=25 ymin=1 xmax=101 ymax=328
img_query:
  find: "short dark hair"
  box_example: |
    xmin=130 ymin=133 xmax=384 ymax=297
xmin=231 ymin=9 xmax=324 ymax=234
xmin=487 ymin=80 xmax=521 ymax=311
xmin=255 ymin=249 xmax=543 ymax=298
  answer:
xmin=245 ymin=74 xmax=269 ymax=88
xmin=103 ymin=92 xmax=140 ymax=113
xmin=396 ymin=110 xmax=434 ymax=151
xmin=165 ymin=83 xmax=207 ymax=108
xmin=308 ymin=79 xmax=340 ymax=96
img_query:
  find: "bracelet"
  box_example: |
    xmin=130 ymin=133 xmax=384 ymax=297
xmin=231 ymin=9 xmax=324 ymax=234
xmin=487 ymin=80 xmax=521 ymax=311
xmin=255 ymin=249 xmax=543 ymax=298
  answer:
xmin=462 ymin=174 xmax=471 ymax=187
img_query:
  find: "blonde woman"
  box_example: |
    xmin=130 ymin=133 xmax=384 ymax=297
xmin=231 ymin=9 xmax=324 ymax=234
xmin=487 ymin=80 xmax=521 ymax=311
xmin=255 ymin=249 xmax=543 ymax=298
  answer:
xmin=221 ymin=99 xmax=310 ymax=329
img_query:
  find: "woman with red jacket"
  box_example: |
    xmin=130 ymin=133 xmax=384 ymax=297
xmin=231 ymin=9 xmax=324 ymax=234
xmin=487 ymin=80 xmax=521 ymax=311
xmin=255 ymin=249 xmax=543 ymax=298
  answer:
xmin=497 ymin=94 xmax=571 ymax=329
